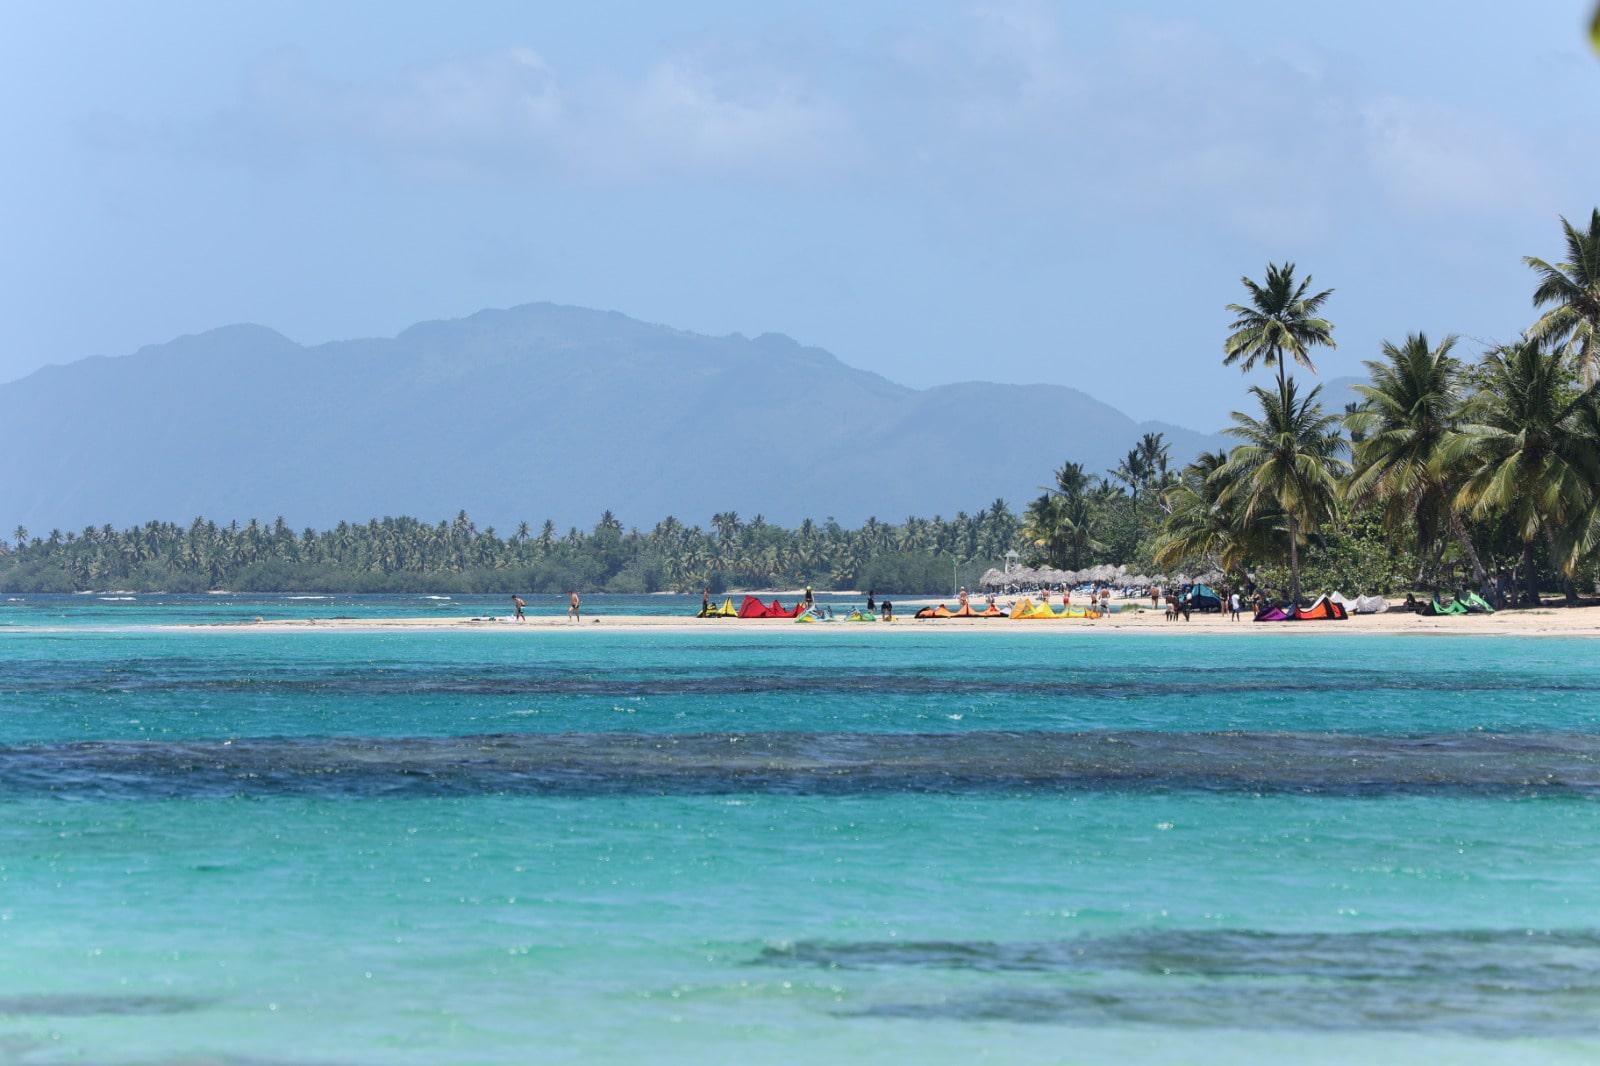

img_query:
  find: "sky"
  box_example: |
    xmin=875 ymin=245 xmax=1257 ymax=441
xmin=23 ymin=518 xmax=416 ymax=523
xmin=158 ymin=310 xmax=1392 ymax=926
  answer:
xmin=2 ymin=1 xmax=1598 ymax=421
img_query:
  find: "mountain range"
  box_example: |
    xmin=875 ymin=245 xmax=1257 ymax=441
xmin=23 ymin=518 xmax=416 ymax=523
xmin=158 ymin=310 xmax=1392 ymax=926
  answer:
xmin=2 ymin=302 xmax=1252 ymax=532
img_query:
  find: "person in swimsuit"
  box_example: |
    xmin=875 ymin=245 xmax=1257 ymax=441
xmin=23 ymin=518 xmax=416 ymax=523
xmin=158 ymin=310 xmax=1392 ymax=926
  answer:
xmin=568 ymin=590 xmax=581 ymax=622
xmin=866 ymin=590 xmax=875 ymax=611
xmin=958 ymin=586 xmax=969 ymax=610
xmin=702 ymin=587 xmax=711 ymax=616
xmin=511 ymin=595 xmax=526 ymax=621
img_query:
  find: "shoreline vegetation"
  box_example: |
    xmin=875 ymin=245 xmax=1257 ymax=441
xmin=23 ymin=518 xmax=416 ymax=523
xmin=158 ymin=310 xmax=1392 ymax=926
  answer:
xmin=4 ymin=212 xmax=1600 ymax=608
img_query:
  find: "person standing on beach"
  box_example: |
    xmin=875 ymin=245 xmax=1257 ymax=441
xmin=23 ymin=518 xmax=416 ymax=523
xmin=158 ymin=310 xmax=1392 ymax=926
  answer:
xmin=702 ymin=587 xmax=711 ymax=616
xmin=958 ymin=586 xmax=969 ymax=610
xmin=511 ymin=595 xmax=526 ymax=622
xmin=1229 ymin=590 xmax=1241 ymax=621
xmin=804 ymin=584 xmax=814 ymax=607
xmin=866 ymin=590 xmax=875 ymax=611
xmin=567 ymin=590 xmax=581 ymax=623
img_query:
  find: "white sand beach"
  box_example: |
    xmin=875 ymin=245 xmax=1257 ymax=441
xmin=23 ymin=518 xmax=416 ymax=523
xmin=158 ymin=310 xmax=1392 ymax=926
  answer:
xmin=209 ymin=606 xmax=1600 ymax=638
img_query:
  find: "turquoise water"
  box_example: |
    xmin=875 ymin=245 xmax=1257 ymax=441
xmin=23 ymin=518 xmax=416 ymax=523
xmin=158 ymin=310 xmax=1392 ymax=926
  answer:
xmin=2 ymin=612 xmax=1599 ymax=1063
xmin=0 ymin=591 xmax=706 ymax=628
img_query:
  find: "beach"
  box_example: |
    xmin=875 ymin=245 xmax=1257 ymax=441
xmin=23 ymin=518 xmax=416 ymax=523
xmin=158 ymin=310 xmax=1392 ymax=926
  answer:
xmin=213 ymin=604 xmax=1600 ymax=637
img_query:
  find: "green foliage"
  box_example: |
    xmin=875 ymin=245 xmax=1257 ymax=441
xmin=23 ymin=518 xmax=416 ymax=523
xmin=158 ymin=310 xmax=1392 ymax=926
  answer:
xmin=1158 ymin=220 xmax=1600 ymax=604
xmin=1000 ymin=443 xmax=1182 ymax=575
xmin=1254 ymin=507 xmax=1419 ymax=597
xmin=0 ymin=507 xmax=1024 ymax=595
xmin=1525 ymin=208 xmax=1600 ymax=382
xmin=1219 ymin=378 xmax=1348 ymax=601
xmin=1223 ymin=262 xmax=1336 ymax=395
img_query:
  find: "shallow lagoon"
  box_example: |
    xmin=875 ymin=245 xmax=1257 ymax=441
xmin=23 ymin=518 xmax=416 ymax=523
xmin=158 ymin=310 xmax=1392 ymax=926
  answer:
xmin=1 ymin=619 xmax=1597 ymax=1063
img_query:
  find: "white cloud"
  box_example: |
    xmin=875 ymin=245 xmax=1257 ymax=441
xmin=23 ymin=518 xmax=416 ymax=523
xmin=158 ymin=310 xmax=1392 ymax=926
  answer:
xmin=88 ymin=6 xmax=1583 ymax=229
xmin=143 ymin=45 xmax=846 ymax=182
xmin=598 ymin=58 xmax=843 ymax=176
xmin=1359 ymin=96 xmax=1546 ymax=214
xmin=869 ymin=6 xmax=1572 ymax=240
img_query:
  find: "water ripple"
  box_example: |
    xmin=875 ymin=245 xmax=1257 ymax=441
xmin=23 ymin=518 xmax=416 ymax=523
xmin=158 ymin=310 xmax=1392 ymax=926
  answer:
xmin=764 ymin=929 xmax=1600 ymax=1037
xmin=2 ymin=731 xmax=1596 ymax=799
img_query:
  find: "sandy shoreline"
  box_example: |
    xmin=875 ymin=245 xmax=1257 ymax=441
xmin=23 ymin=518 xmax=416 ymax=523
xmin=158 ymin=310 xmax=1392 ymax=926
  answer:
xmin=169 ymin=607 xmax=1600 ymax=638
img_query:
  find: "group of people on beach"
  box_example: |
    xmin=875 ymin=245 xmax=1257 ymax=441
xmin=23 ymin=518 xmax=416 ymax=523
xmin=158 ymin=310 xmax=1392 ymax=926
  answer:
xmin=1156 ymin=586 xmax=1244 ymax=621
xmin=509 ymin=592 xmax=582 ymax=622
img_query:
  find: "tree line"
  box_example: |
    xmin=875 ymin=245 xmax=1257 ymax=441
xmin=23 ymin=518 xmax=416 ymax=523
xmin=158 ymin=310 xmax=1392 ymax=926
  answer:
xmin=4 ymin=211 xmax=1597 ymax=604
xmin=1149 ymin=210 xmax=1600 ymax=606
xmin=0 ymin=508 xmax=1024 ymax=595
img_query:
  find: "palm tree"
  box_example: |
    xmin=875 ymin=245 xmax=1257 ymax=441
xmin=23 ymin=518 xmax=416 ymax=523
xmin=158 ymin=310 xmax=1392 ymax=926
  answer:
xmin=1444 ymin=338 xmax=1600 ymax=606
xmin=1109 ymin=449 xmax=1147 ymax=499
xmin=1046 ymin=461 xmax=1092 ymax=499
xmin=1526 ymin=209 xmax=1600 ymax=383
xmin=1022 ymin=492 xmax=1104 ymax=569
xmin=1220 ymin=379 xmax=1347 ymax=604
xmin=1152 ymin=451 xmax=1276 ymax=575
xmin=1135 ymin=432 xmax=1172 ymax=490
xmin=1344 ymin=333 xmax=1485 ymax=587
xmin=1223 ymin=262 xmax=1337 ymax=396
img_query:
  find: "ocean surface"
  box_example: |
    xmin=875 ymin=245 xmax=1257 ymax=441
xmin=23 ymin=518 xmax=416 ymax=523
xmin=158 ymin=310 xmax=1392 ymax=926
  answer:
xmin=1 ymin=595 xmax=1597 ymax=1064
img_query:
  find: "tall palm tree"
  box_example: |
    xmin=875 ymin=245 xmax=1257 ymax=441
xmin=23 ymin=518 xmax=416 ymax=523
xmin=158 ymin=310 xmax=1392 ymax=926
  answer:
xmin=1223 ymin=262 xmax=1337 ymax=396
xmin=1526 ymin=209 xmax=1600 ymax=383
xmin=1444 ymin=338 xmax=1600 ymax=606
xmin=1220 ymin=379 xmax=1347 ymax=604
xmin=1344 ymin=333 xmax=1485 ymax=586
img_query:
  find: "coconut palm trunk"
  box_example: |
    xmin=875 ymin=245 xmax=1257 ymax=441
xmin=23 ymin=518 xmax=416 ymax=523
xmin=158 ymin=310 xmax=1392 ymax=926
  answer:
xmin=1286 ymin=515 xmax=1301 ymax=605
xmin=1543 ymin=526 xmax=1580 ymax=605
xmin=1449 ymin=512 xmax=1487 ymax=586
xmin=1521 ymin=540 xmax=1538 ymax=607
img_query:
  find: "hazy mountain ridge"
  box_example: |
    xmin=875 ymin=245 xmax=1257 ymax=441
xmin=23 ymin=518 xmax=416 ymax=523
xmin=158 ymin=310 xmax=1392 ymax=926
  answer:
xmin=2 ymin=303 xmax=1228 ymax=531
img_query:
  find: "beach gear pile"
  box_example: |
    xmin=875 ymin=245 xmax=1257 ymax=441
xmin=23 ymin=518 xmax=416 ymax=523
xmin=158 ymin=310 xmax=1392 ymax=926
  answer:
xmin=787 ymin=605 xmax=876 ymax=624
xmin=1253 ymin=594 xmax=1348 ymax=622
xmin=735 ymin=595 xmax=803 ymax=619
xmin=1330 ymin=591 xmax=1389 ymax=614
xmin=695 ymin=596 xmax=805 ymax=618
xmin=1419 ymin=592 xmax=1495 ymax=616
xmin=696 ymin=596 xmax=884 ymax=622
xmin=900 ymin=598 xmax=1102 ymax=619
xmin=913 ymin=603 xmax=1009 ymax=619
